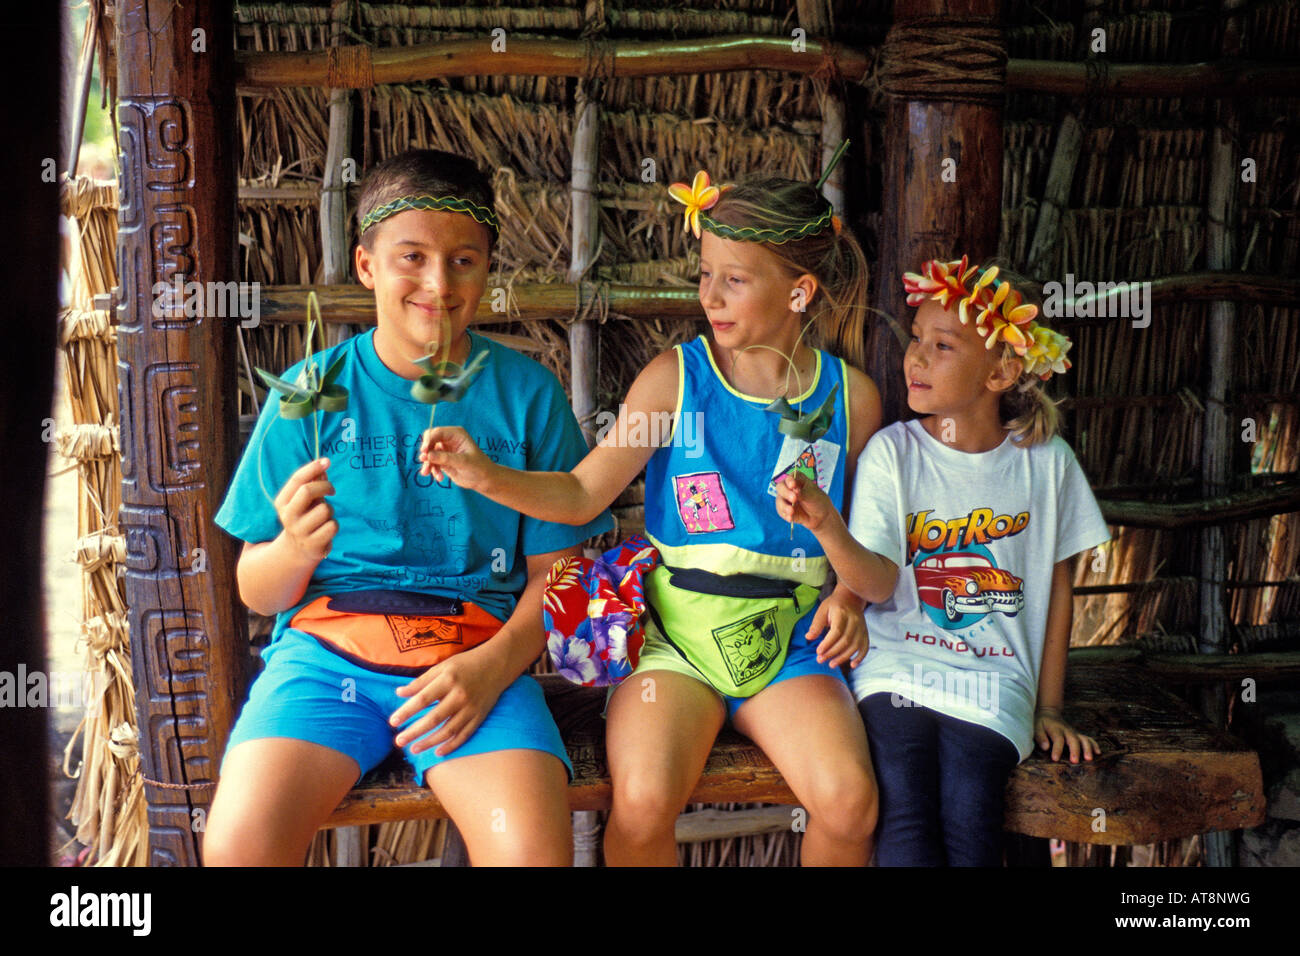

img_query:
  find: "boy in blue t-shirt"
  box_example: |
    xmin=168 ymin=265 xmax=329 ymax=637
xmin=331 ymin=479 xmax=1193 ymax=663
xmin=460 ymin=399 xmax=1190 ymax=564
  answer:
xmin=202 ymin=150 xmax=611 ymax=866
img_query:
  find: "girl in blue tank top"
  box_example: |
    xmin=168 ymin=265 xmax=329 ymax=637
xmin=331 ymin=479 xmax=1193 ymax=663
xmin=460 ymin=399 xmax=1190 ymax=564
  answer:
xmin=419 ymin=162 xmax=886 ymax=866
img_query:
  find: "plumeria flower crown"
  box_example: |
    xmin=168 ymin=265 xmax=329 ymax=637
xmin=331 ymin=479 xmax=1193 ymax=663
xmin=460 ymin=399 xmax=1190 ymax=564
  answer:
xmin=903 ymin=256 xmax=1073 ymax=381
xmin=667 ymin=141 xmax=849 ymax=244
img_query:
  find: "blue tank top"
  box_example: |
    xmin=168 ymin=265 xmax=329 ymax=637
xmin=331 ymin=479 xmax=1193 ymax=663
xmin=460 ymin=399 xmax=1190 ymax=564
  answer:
xmin=644 ymin=335 xmax=850 ymax=586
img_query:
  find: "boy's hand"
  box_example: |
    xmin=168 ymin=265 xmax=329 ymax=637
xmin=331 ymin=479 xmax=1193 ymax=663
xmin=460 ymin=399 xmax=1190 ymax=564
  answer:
xmin=1034 ymin=708 xmax=1100 ymax=763
xmin=419 ymin=425 xmax=496 ymax=491
xmin=805 ymin=588 xmax=869 ymax=669
xmin=775 ymin=471 xmax=835 ymax=534
xmin=274 ymin=458 xmax=337 ymax=562
xmin=390 ymin=646 xmax=508 ymax=757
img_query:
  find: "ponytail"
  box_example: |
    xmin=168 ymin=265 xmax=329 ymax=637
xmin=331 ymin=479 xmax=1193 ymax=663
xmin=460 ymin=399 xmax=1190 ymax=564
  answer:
xmin=813 ymin=226 xmax=871 ymax=373
xmin=1001 ymin=369 xmax=1060 ymax=446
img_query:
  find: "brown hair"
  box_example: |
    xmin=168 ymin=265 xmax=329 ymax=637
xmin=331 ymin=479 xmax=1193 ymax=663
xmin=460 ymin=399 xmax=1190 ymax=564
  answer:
xmin=355 ymin=149 xmax=495 ymax=251
xmin=706 ymin=179 xmax=870 ymax=371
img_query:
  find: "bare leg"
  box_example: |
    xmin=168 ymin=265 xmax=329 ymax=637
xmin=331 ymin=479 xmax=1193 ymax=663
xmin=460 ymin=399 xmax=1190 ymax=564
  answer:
xmin=203 ymin=737 xmax=360 ymax=866
xmin=426 ymin=749 xmax=572 ymax=866
xmin=733 ymin=675 xmax=877 ymax=866
xmin=603 ymin=670 xmax=726 ymax=866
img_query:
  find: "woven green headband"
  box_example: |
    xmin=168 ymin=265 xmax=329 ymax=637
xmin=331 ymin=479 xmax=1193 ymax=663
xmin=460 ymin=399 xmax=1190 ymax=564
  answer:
xmin=698 ymin=207 xmax=835 ymax=245
xmin=668 ymin=140 xmax=849 ymax=243
xmin=360 ymin=194 xmax=500 ymax=240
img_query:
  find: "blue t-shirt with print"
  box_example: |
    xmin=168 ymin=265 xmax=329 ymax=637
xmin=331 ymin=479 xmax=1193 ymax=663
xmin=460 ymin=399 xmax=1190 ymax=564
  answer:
xmin=214 ymin=328 xmax=612 ymax=638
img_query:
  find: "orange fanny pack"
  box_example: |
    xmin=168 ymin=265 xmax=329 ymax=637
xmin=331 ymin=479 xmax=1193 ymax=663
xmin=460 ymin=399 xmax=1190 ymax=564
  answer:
xmin=289 ymin=590 xmax=503 ymax=675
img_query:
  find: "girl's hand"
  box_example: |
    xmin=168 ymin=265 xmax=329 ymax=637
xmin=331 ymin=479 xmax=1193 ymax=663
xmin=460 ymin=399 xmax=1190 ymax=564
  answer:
xmin=805 ymin=589 xmax=869 ymax=669
xmin=274 ymin=458 xmax=337 ymax=562
xmin=775 ymin=471 xmax=835 ymax=534
xmin=390 ymin=646 xmax=508 ymax=758
xmin=419 ymin=425 xmax=495 ymax=491
xmin=1034 ymin=708 xmax=1100 ymax=763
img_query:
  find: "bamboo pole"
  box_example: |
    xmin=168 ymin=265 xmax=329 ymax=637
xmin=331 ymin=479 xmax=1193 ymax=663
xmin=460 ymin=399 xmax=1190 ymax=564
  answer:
xmin=232 ymin=36 xmax=1299 ymax=99
xmin=329 ymin=17 xmax=363 ymax=837
xmin=254 ymin=273 xmax=1299 ymax=327
xmin=1199 ymin=0 xmax=1246 ymax=870
xmin=797 ymin=0 xmax=846 ymax=214
xmin=235 ymin=35 xmax=872 ymax=88
xmin=567 ymin=4 xmax=607 ymax=865
xmin=569 ymin=78 xmax=601 ymax=447
xmin=321 ymin=1 xmax=356 ymax=348
xmin=258 ymin=283 xmax=702 ymax=324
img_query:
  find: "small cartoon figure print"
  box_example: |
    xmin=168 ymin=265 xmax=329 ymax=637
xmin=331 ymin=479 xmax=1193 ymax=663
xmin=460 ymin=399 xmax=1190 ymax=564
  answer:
xmin=673 ymin=471 xmax=735 ymax=534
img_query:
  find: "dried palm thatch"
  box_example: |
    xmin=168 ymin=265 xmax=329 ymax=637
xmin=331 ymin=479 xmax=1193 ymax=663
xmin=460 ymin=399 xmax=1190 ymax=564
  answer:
xmin=57 ymin=176 xmax=146 ymax=867
xmin=304 ymin=819 xmax=449 ymax=867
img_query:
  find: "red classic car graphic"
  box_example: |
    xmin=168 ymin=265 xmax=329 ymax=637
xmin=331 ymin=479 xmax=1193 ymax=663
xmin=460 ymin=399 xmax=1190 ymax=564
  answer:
xmin=914 ymin=552 xmax=1024 ymax=623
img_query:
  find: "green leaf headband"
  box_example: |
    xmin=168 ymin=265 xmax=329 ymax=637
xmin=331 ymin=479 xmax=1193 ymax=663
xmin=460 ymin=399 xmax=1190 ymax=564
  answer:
xmin=668 ymin=140 xmax=850 ymax=244
xmin=359 ymin=194 xmax=500 ymax=241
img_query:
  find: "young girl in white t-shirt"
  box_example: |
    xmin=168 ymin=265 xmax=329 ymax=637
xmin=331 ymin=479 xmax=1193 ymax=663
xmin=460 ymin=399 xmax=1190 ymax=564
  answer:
xmin=776 ymin=256 xmax=1110 ymax=866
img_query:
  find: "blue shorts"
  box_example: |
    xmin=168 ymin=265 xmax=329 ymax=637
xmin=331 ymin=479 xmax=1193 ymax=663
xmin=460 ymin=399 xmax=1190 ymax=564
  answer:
xmin=624 ymin=603 xmax=848 ymax=720
xmin=223 ymin=629 xmax=573 ymax=785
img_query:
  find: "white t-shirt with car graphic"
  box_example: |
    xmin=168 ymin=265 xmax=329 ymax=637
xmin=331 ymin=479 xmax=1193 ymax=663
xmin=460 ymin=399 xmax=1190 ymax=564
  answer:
xmin=847 ymin=419 xmax=1111 ymax=761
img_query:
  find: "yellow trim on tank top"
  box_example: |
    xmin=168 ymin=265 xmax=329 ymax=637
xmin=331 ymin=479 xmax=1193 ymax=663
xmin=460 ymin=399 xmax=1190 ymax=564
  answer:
xmin=645 ymin=531 xmax=829 ymax=588
xmin=840 ymin=356 xmax=851 ymax=446
xmin=700 ymin=335 xmax=822 ymax=405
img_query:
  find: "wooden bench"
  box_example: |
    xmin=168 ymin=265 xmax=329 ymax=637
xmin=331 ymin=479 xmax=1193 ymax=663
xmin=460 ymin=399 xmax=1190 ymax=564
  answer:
xmin=324 ymin=663 xmax=1266 ymax=848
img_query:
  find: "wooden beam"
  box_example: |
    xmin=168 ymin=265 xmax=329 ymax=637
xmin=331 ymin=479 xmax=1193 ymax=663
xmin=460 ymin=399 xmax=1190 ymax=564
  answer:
xmin=258 ymin=283 xmax=702 ymax=324
xmin=1062 ymin=391 xmax=1300 ymax=411
xmin=322 ymin=670 xmax=1265 ymax=845
xmin=1056 ymin=272 xmax=1300 ymax=319
xmin=234 ymin=36 xmax=872 ymax=89
xmin=232 ymin=34 xmax=1300 ymax=100
xmin=1005 ymin=57 xmax=1300 ymax=98
xmin=675 ymin=807 xmax=799 ymax=843
xmin=255 ymin=273 xmax=1300 ymax=328
xmin=1097 ymin=478 xmax=1300 ymax=529
xmin=1068 ymin=647 xmax=1300 ymax=682
xmin=117 ymin=0 xmax=250 ymax=866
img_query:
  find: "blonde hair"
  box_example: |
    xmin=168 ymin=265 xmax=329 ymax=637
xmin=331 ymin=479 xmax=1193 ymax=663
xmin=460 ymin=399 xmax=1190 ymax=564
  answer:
xmin=976 ymin=260 xmax=1060 ymax=447
xmin=707 ymin=179 xmax=870 ymax=371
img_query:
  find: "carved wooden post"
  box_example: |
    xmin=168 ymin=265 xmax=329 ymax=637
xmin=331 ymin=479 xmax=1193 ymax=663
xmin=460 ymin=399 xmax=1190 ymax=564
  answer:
xmin=116 ymin=0 xmax=249 ymax=866
xmin=872 ymin=0 xmax=1006 ymax=423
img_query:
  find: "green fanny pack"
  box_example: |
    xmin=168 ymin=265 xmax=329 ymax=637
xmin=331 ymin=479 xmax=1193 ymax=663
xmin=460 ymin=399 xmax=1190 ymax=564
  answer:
xmin=643 ymin=564 xmax=822 ymax=698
